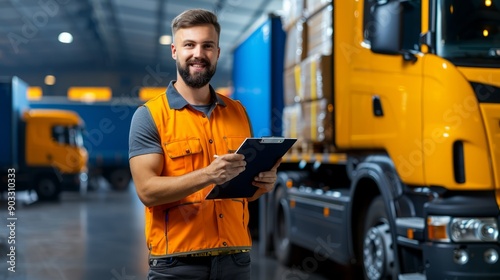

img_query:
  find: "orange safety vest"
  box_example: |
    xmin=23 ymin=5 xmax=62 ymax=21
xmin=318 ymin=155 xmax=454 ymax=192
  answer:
xmin=144 ymin=90 xmax=253 ymax=258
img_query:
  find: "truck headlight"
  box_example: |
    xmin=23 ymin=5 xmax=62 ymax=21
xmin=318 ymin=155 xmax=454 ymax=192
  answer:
xmin=428 ymin=216 xmax=498 ymax=242
xmin=450 ymin=218 xmax=498 ymax=242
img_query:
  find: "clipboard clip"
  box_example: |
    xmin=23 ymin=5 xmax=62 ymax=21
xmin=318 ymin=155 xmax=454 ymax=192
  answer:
xmin=259 ymin=137 xmax=285 ymax=144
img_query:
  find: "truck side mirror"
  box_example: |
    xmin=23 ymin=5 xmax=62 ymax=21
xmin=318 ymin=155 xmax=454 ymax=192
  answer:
xmin=369 ymin=0 xmax=403 ymax=55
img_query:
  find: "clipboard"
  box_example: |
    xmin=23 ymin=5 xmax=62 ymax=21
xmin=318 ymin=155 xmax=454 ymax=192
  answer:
xmin=206 ymin=137 xmax=297 ymax=199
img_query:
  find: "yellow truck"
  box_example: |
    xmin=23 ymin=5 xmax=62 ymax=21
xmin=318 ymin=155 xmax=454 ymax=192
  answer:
xmin=233 ymin=0 xmax=500 ymax=279
xmin=1 ymin=76 xmax=88 ymax=200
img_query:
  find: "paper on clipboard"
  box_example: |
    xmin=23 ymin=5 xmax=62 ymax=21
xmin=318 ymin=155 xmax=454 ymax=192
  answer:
xmin=206 ymin=137 xmax=297 ymax=199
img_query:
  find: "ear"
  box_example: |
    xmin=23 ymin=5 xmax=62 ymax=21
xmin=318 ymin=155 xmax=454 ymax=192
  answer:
xmin=217 ymin=47 xmax=220 ymax=59
xmin=171 ymin=44 xmax=177 ymax=60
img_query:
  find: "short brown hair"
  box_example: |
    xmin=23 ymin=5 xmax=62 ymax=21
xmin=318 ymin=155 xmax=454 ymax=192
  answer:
xmin=171 ymin=9 xmax=221 ymax=44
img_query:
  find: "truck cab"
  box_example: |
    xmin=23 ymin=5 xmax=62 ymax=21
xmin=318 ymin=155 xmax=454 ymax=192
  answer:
xmin=1 ymin=76 xmax=88 ymax=201
xmin=23 ymin=109 xmax=88 ymax=199
xmin=232 ymin=0 xmax=500 ymax=279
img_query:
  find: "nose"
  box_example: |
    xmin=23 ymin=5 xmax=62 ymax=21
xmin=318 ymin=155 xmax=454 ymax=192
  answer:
xmin=193 ymin=45 xmax=202 ymax=58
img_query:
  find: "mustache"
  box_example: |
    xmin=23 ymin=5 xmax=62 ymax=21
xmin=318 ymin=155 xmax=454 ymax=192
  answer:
xmin=187 ymin=58 xmax=210 ymax=65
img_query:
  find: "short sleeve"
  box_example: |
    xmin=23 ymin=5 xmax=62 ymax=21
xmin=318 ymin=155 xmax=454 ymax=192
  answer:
xmin=128 ymin=105 xmax=163 ymax=159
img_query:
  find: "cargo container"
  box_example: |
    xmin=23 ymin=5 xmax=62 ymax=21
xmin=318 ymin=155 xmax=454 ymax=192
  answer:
xmin=233 ymin=1 xmax=500 ymax=279
xmin=1 ymin=76 xmax=88 ymax=200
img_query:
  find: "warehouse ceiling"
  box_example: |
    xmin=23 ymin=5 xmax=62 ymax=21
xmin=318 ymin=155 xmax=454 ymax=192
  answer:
xmin=0 ymin=0 xmax=283 ymax=75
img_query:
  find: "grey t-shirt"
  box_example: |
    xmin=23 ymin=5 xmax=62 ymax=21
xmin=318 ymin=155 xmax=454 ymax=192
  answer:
xmin=128 ymin=105 xmax=162 ymax=159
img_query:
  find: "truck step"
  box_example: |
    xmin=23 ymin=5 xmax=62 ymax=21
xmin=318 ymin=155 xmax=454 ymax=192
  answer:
xmin=399 ymin=273 xmax=426 ymax=280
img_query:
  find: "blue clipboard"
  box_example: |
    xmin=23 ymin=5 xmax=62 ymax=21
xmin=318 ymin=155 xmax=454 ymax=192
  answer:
xmin=206 ymin=137 xmax=297 ymax=199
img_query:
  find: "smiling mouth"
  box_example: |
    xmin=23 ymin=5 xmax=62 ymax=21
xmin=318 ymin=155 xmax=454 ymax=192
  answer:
xmin=189 ymin=63 xmax=207 ymax=73
xmin=190 ymin=63 xmax=205 ymax=69
xmin=188 ymin=59 xmax=208 ymax=69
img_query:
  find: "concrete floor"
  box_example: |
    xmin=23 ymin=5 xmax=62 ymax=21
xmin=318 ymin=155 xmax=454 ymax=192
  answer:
xmin=0 ymin=182 xmax=337 ymax=280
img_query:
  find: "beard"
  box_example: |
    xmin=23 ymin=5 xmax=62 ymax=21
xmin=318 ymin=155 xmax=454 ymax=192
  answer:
xmin=177 ymin=58 xmax=217 ymax=89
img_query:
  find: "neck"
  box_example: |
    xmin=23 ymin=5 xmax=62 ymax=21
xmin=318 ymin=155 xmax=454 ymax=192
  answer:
xmin=174 ymin=78 xmax=211 ymax=105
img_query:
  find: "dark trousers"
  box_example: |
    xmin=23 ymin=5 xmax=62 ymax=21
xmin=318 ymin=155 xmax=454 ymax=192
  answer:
xmin=148 ymin=252 xmax=251 ymax=280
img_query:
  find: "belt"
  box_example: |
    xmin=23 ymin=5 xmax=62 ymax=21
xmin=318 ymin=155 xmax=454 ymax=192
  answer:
xmin=183 ymin=249 xmax=250 ymax=257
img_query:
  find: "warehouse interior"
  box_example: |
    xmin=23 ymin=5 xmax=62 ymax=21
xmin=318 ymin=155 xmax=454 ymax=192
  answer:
xmin=0 ymin=0 xmax=282 ymax=95
xmin=2 ymin=0 xmax=500 ymax=279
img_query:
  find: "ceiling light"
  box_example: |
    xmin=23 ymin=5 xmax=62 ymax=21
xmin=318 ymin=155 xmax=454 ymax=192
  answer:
xmin=159 ymin=35 xmax=172 ymax=45
xmin=58 ymin=32 xmax=73 ymax=44
xmin=44 ymin=75 xmax=56 ymax=86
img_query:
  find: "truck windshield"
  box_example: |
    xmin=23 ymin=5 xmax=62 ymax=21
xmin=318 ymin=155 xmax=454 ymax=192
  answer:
xmin=52 ymin=125 xmax=84 ymax=148
xmin=436 ymin=0 xmax=500 ymax=66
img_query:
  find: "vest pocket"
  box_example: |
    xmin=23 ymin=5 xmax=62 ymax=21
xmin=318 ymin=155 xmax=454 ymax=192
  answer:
xmin=165 ymin=138 xmax=202 ymax=158
xmin=164 ymin=138 xmax=203 ymax=175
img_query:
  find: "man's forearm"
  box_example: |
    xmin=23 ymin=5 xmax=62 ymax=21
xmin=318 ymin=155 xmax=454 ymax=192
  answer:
xmin=138 ymin=168 xmax=214 ymax=207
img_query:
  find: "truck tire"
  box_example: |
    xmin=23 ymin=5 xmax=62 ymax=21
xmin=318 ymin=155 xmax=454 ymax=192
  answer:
xmin=273 ymin=186 xmax=302 ymax=266
xmin=35 ymin=175 xmax=61 ymax=201
xmin=362 ymin=196 xmax=395 ymax=280
xmin=107 ymin=169 xmax=131 ymax=191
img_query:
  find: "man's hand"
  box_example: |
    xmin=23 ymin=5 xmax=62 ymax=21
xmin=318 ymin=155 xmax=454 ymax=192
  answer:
xmin=248 ymin=158 xmax=282 ymax=201
xmin=204 ymin=154 xmax=246 ymax=185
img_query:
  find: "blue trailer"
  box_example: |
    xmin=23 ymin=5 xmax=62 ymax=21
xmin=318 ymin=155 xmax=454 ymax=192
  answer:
xmin=31 ymin=97 xmax=142 ymax=190
xmin=0 ymin=77 xmax=29 ymax=170
xmin=232 ymin=13 xmax=285 ymax=138
xmin=231 ymin=14 xmax=286 ymax=238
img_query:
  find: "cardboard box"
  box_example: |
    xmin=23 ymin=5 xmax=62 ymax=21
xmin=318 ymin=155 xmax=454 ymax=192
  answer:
xmin=299 ymin=54 xmax=333 ymax=103
xmin=300 ymin=98 xmax=333 ymax=143
xmin=282 ymin=0 xmax=305 ymax=29
xmin=284 ymin=20 xmax=307 ymax=70
xmin=306 ymin=4 xmax=333 ymax=57
xmin=304 ymin=0 xmax=332 ymax=18
xmin=284 ymin=66 xmax=302 ymax=105
xmin=282 ymin=103 xmax=302 ymax=143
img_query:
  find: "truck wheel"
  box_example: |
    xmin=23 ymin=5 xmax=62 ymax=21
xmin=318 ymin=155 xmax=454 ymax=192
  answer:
xmin=362 ymin=196 xmax=395 ymax=280
xmin=107 ymin=169 xmax=131 ymax=191
xmin=273 ymin=186 xmax=301 ymax=266
xmin=35 ymin=176 xmax=61 ymax=201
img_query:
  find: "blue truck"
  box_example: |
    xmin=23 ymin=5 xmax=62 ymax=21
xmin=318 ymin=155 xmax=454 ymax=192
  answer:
xmin=1 ymin=76 xmax=88 ymax=200
xmin=30 ymin=97 xmax=142 ymax=191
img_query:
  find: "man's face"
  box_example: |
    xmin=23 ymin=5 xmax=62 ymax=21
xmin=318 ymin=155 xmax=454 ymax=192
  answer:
xmin=172 ymin=24 xmax=220 ymax=88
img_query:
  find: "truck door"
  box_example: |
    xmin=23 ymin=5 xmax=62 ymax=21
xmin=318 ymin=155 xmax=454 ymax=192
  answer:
xmin=364 ymin=0 xmax=425 ymax=184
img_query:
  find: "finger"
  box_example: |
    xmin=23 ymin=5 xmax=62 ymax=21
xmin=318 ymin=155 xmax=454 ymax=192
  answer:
xmin=220 ymin=153 xmax=245 ymax=161
xmin=254 ymin=170 xmax=277 ymax=180
xmin=214 ymin=155 xmax=246 ymax=168
xmin=228 ymin=160 xmax=246 ymax=168
xmin=254 ymin=171 xmax=277 ymax=185
xmin=270 ymin=158 xmax=282 ymax=171
xmin=254 ymin=174 xmax=276 ymax=183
